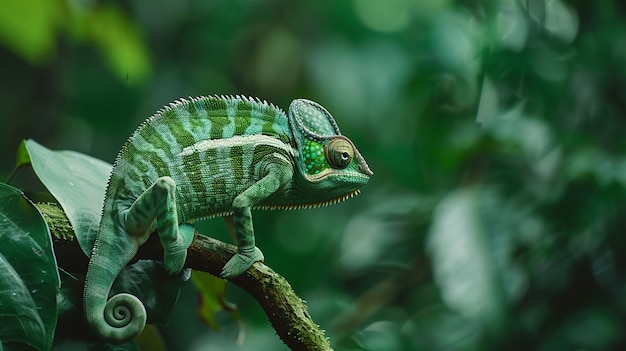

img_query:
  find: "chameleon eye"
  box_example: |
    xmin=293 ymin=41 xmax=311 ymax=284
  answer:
xmin=325 ymin=138 xmax=354 ymax=169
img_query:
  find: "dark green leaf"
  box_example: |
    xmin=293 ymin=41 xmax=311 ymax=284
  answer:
xmin=113 ymin=261 xmax=190 ymax=326
xmin=53 ymin=270 xmax=151 ymax=350
xmin=0 ymin=183 xmax=60 ymax=351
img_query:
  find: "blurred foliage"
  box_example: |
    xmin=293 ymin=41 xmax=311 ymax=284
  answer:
xmin=1 ymin=0 xmax=626 ymax=350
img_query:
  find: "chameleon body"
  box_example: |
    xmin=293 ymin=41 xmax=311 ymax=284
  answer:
xmin=83 ymin=95 xmax=372 ymax=343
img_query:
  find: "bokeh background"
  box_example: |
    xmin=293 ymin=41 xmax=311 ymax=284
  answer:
xmin=2 ymin=0 xmax=626 ymax=350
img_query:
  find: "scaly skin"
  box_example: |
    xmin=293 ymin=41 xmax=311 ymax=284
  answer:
xmin=84 ymin=95 xmax=372 ymax=343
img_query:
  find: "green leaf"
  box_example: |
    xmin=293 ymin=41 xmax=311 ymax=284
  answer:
xmin=91 ymin=5 xmax=152 ymax=83
xmin=5 ymin=140 xmax=32 ymax=184
xmin=21 ymin=139 xmax=112 ymax=255
xmin=0 ymin=183 xmax=60 ymax=351
xmin=66 ymin=4 xmax=151 ymax=83
xmin=190 ymin=271 xmax=234 ymax=330
xmin=14 ymin=139 xmax=32 ymax=171
xmin=0 ymin=0 xmax=61 ymax=65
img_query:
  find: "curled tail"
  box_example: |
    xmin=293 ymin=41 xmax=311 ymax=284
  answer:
xmin=86 ymin=292 xmax=147 ymax=344
xmin=84 ymin=232 xmax=146 ymax=344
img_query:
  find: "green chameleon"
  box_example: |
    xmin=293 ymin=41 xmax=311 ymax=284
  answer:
xmin=84 ymin=95 xmax=372 ymax=343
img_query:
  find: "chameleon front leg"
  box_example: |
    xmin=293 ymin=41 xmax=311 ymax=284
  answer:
xmin=123 ymin=176 xmax=194 ymax=274
xmin=220 ymin=161 xmax=293 ymax=278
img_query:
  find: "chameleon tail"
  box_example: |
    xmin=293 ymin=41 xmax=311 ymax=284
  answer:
xmin=84 ymin=233 xmax=146 ymax=344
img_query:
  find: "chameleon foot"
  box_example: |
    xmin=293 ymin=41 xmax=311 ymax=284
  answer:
xmin=163 ymin=224 xmax=195 ymax=274
xmin=220 ymin=246 xmax=264 ymax=279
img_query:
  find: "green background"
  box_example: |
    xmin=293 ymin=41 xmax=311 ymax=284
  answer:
xmin=1 ymin=0 xmax=625 ymax=350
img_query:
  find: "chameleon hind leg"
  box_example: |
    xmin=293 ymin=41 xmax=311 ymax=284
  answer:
xmin=122 ymin=176 xmax=194 ymax=274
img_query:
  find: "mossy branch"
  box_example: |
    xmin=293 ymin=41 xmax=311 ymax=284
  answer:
xmin=36 ymin=203 xmax=333 ymax=351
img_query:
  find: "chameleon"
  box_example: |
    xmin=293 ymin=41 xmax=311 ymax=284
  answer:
xmin=83 ymin=95 xmax=372 ymax=343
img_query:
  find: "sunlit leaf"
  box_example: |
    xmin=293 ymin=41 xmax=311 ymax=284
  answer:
xmin=84 ymin=5 xmax=152 ymax=82
xmin=0 ymin=0 xmax=151 ymax=84
xmin=0 ymin=0 xmax=61 ymax=64
xmin=65 ymin=3 xmax=151 ymax=82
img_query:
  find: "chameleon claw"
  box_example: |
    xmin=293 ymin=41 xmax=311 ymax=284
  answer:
xmin=220 ymin=246 xmax=264 ymax=279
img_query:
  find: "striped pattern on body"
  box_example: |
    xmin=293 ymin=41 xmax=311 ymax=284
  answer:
xmin=85 ymin=95 xmax=372 ymax=344
xmin=106 ymin=95 xmax=297 ymax=223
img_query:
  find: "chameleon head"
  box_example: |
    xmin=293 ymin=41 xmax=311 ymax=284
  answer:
xmin=288 ymin=99 xmax=372 ymax=203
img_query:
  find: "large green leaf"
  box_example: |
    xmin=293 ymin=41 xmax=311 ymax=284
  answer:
xmin=0 ymin=183 xmax=60 ymax=351
xmin=19 ymin=139 xmax=112 ymax=255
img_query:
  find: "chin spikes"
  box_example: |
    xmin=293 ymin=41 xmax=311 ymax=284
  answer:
xmin=257 ymin=189 xmax=361 ymax=211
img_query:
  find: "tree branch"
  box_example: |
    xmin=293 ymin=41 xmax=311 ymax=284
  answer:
xmin=36 ymin=203 xmax=333 ymax=351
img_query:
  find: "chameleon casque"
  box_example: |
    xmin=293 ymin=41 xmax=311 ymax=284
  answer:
xmin=83 ymin=95 xmax=372 ymax=343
